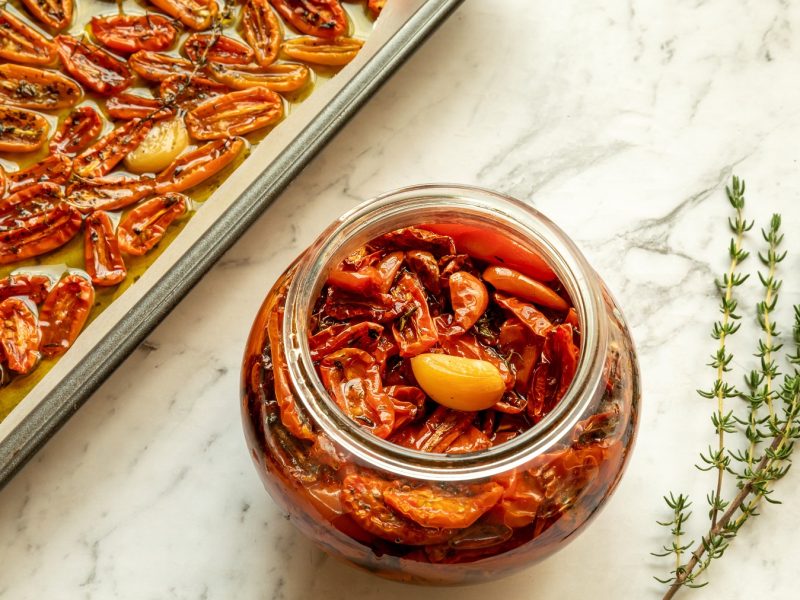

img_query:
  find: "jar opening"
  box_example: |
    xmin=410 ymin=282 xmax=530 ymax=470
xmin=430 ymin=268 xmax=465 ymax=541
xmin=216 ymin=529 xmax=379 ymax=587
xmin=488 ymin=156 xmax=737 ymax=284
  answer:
xmin=284 ymin=184 xmax=609 ymax=481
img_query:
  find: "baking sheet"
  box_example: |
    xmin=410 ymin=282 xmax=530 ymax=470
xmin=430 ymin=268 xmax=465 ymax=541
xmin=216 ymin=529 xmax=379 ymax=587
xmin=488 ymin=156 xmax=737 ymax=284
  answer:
xmin=0 ymin=0 xmax=464 ymax=487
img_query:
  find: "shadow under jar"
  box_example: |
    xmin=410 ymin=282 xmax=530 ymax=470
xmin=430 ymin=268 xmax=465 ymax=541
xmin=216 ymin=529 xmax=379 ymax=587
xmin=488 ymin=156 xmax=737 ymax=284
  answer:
xmin=241 ymin=185 xmax=640 ymax=585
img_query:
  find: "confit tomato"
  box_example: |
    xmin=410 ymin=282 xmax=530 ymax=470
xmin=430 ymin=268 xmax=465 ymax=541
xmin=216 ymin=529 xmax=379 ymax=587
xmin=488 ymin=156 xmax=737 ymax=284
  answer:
xmin=54 ymin=35 xmax=132 ymax=96
xmin=0 ymin=9 xmax=58 ymax=65
xmin=91 ymin=14 xmax=177 ymax=54
xmin=268 ymin=0 xmax=348 ymax=39
xmin=21 ymin=0 xmax=73 ymax=31
xmin=240 ymin=0 xmax=282 ymax=66
xmin=0 ymin=297 xmax=40 ymax=374
xmin=184 ymin=86 xmax=284 ymax=140
xmin=38 ymin=273 xmax=94 ymax=358
xmin=49 ymin=106 xmax=102 ymax=156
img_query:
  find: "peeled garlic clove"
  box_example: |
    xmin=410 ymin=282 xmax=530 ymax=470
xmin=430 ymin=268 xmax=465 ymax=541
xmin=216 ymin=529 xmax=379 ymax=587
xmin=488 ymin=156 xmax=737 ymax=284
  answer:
xmin=410 ymin=353 xmax=505 ymax=412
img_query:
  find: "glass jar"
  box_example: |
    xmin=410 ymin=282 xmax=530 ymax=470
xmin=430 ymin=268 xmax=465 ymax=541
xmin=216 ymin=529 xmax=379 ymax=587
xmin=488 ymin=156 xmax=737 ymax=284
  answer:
xmin=241 ymin=184 xmax=640 ymax=585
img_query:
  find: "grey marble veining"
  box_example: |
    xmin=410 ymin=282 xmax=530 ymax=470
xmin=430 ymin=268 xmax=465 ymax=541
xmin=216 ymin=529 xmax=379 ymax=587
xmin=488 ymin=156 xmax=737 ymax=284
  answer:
xmin=2 ymin=1 xmax=800 ymax=598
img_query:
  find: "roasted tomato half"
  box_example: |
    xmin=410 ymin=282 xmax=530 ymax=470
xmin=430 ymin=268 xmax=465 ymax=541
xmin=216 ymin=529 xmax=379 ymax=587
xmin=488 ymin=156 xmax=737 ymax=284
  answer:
xmin=0 ymin=9 xmax=58 ymax=65
xmin=21 ymin=0 xmax=73 ymax=31
xmin=282 ymin=36 xmax=363 ymax=66
xmin=84 ymin=211 xmax=127 ymax=286
xmin=67 ymin=175 xmax=156 ymax=213
xmin=0 ymin=63 xmax=82 ymax=110
xmin=0 ymin=106 xmax=49 ymax=153
xmin=155 ymin=137 xmax=245 ymax=193
xmin=241 ymin=0 xmax=283 ymax=66
xmin=268 ymin=0 xmax=348 ymax=39
xmin=0 ymin=202 xmax=82 ymax=265
xmin=49 ymin=106 xmax=102 ymax=156
xmin=117 ymin=192 xmax=189 ymax=256
xmin=183 ymin=34 xmax=255 ymax=65
xmin=73 ymin=119 xmax=154 ymax=178
xmin=55 ymin=35 xmax=132 ymax=96
xmin=39 ymin=273 xmax=94 ymax=358
xmin=184 ymin=86 xmax=284 ymax=140
xmin=0 ymin=297 xmax=40 ymax=374
xmin=149 ymin=0 xmax=219 ymax=31
xmin=206 ymin=62 xmax=310 ymax=93
xmin=90 ymin=14 xmax=177 ymax=54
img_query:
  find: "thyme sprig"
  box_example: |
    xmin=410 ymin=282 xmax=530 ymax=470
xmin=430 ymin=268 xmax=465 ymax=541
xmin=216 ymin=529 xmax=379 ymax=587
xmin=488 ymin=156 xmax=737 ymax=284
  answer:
xmin=654 ymin=177 xmax=800 ymax=598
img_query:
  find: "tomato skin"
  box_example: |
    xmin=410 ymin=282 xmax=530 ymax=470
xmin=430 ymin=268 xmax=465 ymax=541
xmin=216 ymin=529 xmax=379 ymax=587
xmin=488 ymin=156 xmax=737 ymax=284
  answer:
xmin=49 ymin=106 xmax=102 ymax=156
xmin=449 ymin=270 xmax=489 ymax=331
xmin=206 ymin=62 xmax=310 ymax=93
xmin=390 ymin=272 xmax=438 ymax=358
xmin=309 ymin=321 xmax=383 ymax=361
xmin=483 ymin=265 xmax=568 ymax=311
xmin=90 ymin=14 xmax=177 ymax=54
xmin=66 ymin=175 xmax=156 ymax=213
xmin=155 ymin=137 xmax=245 ymax=194
xmin=282 ymin=36 xmax=363 ymax=66
xmin=0 ymin=106 xmax=49 ymax=153
xmin=376 ymin=226 xmax=455 ymax=257
xmin=38 ymin=273 xmax=94 ymax=358
xmin=241 ymin=0 xmax=282 ymax=66
xmin=0 ymin=9 xmax=58 ymax=65
xmin=6 ymin=154 xmax=72 ymax=195
xmin=54 ymin=35 xmax=132 ymax=96
xmin=185 ymin=86 xmax=284 ymax=140
xmin=21 ymin=0 xmax=73 ymax=31
xmin=84 ymin=211 xmax=126 ymax=286
xmin=0 ymin=202 xmax=82 ymax=265
xmin=73 ymin=119 xmax=154 ymax=178
xmin=184 ymin=34 xmax=255 ymax=65
xmin=384 ymin=481 xmax=504 ymax=529
xmin=494 ymin=292 xmax=552 ymax=338
xmin=117 ymin=192 xmax=188 ymax=256
xmin=268 ymin=0 xmax=348 ymax=39
xmin=105 ymin=92 xmax=174 ymax=121
xmin=0 ymin=297 xmax=40 ymax=374
xmin=421 ymin=223 xmax=556 ymax=282
xmin=150 ymin=0 xmax=219 ymax=31
xmin=0 ymin=273 xmax=51 ymax=304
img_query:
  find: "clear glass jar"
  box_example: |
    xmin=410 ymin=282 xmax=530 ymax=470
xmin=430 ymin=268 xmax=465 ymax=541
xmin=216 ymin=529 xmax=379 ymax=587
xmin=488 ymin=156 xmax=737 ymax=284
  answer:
xmin=241 ymin=184 xmax=640 ymax=584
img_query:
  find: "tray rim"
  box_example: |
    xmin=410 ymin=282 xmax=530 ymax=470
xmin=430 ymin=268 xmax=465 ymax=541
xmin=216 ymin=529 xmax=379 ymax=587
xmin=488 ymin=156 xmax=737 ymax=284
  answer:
xmin=0 ymin=0 xmax=465 ymax=489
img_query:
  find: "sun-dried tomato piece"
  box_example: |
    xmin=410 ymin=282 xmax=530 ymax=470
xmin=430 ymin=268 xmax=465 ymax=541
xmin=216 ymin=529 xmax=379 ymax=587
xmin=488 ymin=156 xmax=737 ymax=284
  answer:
xmin=241 ymin=0 xmax=282 ymax=66
xmin=309 ymin=321 xmax=382 ymax=361
xmin=129 ymin=50 xmax=199 ymax=83
xmin=322 ymin=285 xmax=409 ymax=323
xmin=384 ymin=384 xmax=425 ymax=430
xmin=185 ymin=86 xmax=284 ymax=140
xmin=391 ymin=405 xmax=475 ymax=453
xmin=206 ymin=62 xmax=310 ymax=93
xmin=267 ymin=285 xmax=315 ymax=440
xmin=184 ymin=33 xmax=254 ymax=65
xmin=269 ymin=0 xmax=348 ymax=39
xmin=449 ymin=270 xmax=488 ymax=331
xmin=73 ymin=119 xmax=154 ymax=178
xmin=105 ymin=92 xmax=173 ymax=121
xmin=0 ymin=297 xmax=40 ymax=373
xmin=341 ymin=472 xmax=457 ymax=545
xmin=282 ymin=36 xmax=363 ymax=66
xmin=406 ymin=249 xmax=440 ymax=295
xmin=154 ymin=137 xmax=245 ymax=194
xmin=497 ymin=318 xmax=541 ymax=394
xmin=150 ymin=0 xmax=219 ymax=31
xmin=54 ymin=35 xmax=131 ymax=96
xmin=117 ymin=193 xmax=188 ymax=256
xmin=495 ymin=469 xmax=546 ymax=528
xmin=66 ymin=175 xmax=156 ymax=214
xmin=0 ymin=202 xmax=81 ymax=265
xmin=84 ymin=211 xmax=126 ymax=287
xmin=5 ymin=154 xmax=72 ymax=195
xmin=319 ymin=348 xmax=394 ymax=438
xmin=90 ymin=14 xmax=177 ymax=54
xmin=326 ymin=250 xmax=403 ymax=298
xmin=390 ymin=272 xmax=438 ymax=358
xmin=528 ymin=324 xmax=579 ymax=422
xmin=384 ymin=481 xmax=504 ymax=529
xmin=447 ymin=426 xmax=493 ymax=454
xmin=21 ymin=0 xmax=73 ymax=31
xmin=439 ymin=332 xmax=515 ymax=392
xmin=422 ymin=223 xmax=557 ymax=282
xmin=0 ymin=273 xmax=51 ymax=304
xmin=49 ymin=106 xmax=102 ymax=156
xmin=495 ymin=292 xmax=552 ymax=338
xmin=38 ymin=273 xmax=94 ymax=358
xmin=0 ymin=9 xmax=57 ymax=65
xmin=375 ymin=226 xmax=456 ymax=257
xmin=0 ymin=106 xmax=48 ymax=153
xmin=483 ymin=265 xmax=568 ymax=311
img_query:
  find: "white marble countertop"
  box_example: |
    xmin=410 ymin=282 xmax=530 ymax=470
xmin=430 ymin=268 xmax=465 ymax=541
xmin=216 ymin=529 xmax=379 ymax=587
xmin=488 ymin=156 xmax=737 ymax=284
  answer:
xmin=2 ymin=1 xmax=800 ymax=598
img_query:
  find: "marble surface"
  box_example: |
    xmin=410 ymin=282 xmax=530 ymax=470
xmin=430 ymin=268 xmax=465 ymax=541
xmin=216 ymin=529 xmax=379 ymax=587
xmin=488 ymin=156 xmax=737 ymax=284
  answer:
xmin=2 ymin=0 xmax=800 ymax=598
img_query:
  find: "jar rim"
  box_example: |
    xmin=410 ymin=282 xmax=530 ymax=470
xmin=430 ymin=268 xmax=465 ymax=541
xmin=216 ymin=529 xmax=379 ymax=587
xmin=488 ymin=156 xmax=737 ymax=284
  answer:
xmin=283 ymin=184 xmax=609 ymax=481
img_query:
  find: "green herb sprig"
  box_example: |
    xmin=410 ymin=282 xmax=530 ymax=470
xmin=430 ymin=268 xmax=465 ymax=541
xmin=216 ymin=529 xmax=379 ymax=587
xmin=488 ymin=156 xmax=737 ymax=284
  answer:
xmin=654 ymin=177 xmax=800 ymax=598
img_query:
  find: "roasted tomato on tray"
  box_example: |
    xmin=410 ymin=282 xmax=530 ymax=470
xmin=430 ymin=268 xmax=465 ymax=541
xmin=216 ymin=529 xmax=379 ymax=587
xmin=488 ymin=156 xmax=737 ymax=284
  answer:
xmin=0 ymin=0 xmax=381 ymax=412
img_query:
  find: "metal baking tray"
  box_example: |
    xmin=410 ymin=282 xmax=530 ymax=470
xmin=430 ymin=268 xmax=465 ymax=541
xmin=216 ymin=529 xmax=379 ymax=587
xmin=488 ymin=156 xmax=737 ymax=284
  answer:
xmin=0 ymin=0 xmax=464 ymax=488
